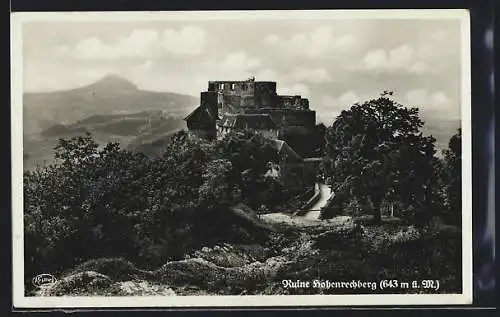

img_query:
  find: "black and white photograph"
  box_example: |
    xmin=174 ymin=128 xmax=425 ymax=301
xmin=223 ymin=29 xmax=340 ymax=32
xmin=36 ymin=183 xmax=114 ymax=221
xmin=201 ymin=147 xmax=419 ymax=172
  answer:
xmin=11 ymin=9 xmax=472 ymax=308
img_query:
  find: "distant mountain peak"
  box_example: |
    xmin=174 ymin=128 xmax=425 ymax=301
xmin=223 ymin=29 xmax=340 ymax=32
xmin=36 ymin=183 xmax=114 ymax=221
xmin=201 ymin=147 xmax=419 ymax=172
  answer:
xmin=87 ymin=74 xmax=138 ymax=92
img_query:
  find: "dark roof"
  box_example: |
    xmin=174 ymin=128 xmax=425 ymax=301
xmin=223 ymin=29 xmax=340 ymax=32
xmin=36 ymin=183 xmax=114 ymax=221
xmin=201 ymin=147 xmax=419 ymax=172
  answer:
xmin=219 ymin=114 xmax=278 ymax=130
xmin=184 ymin=107 xmax=199 ymax=121
xmin=270 ymin=140 xmax=302 ymax=161
xmin=184 ymin=103 xmax=216 ymax=122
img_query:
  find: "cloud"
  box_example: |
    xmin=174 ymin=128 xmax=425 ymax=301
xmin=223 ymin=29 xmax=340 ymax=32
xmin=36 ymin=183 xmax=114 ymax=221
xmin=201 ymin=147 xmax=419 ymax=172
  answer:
xmin=318 ymin=91 xmax=364 ymax=110
xmin=404 ymin=89 xmax=452 ymax=109
xmin=55 ymin=26 xmax=205 ymax=60
xmin=362 ymin=45 xmax=421 ymax=72
xmin=264 ymin=26 xmax=358 ymax=58
xmin=264 ymin=34 xmax=280 ymax=45
xmin=219 ymin=51 xmax=260 ymax=70
xmin=317 ymin=90 xmax=454 ymax=120
xmin=53 ymin=45 xmax=70 ymax=56
xmin=74 ymin=37 xmax=121 ymax=59
xmin=338 ymin=91 xmax=361 ymax=105
xmin=75 ymin=68 xmax=115 ymax=82
xmin=136 ymin=60 xmax=153 ymax=71
xmin=254 ymin=68 xmax=279 ymax=81
xmin=357 ymin=42 xmax=456 ymax=75
xmin=360 ymin=45 xmax=433 ymax=74
xmin=23 ymin=59 xmax=120 ymax=92
xmin=315 ymin=92 xmax=367 ymax=123
xmin=416 ymin=44 xmax=452 ymax=61
xmin=288 ymin=66 xmax=331 ymax=83
xmin=430 ymin=30 xmax=448 ymax=40
xmin=120 ymin=29 xmax=160 ymax=58
xmin=193 ymin=51 xmax=263 ymax=87
xmin=201 ymin=51 xmax=260 ymax=79
xmin=162 ymin=26 xmax=205 ymax=55
xmin=409 ymin=61 xmax=430 ymax=74
xmin=277 ymin=83 xmax=310 ymax=97
xmin=315 ymin=95 xmax=341 ymax=123
xmin=252 ymin=66 xmax=331 ymax=84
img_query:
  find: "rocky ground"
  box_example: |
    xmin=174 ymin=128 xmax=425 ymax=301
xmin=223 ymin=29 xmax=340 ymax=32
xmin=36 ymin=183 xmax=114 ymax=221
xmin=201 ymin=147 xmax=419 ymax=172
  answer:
xmin=31 ymin=214 xmax=462 ymax=296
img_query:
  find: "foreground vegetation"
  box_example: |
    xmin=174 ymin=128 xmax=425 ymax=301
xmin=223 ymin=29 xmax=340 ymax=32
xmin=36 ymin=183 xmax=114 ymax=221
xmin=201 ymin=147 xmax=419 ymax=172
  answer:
xmin=24 ymin=92 xmax=462 ymax=296
xmin=24 ymin=130 xmax=303 ymax=293
xmin=30 ymin=214 xmax=461 ymax=296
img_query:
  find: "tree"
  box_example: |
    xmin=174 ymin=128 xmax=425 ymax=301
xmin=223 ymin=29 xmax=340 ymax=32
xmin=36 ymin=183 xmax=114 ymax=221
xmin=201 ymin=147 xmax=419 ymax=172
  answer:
xmin=323 ymin=92 xmax=437 ymax=223
xmin=215 ymin=130 xmax=280 ymax=209
xmin=442 ymin=128 xmax=462 ymax=225
xmin=24 ymin=127 xmax=294 ymax=290
xmin=313 ymin=123 xmax=327 ymax=157
xmin=198 ymin=158 xmax=237 ymax=209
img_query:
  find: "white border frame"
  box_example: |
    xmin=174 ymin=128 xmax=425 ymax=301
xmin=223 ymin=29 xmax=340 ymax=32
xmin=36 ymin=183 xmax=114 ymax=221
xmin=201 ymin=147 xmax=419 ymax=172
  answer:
xmin=11 ymin=9 xmax=473 ymax=308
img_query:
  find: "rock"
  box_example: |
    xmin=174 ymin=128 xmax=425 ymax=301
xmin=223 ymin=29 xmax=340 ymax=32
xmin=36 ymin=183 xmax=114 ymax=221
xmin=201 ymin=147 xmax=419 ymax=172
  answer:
xmin=116 ymin=281 xmax=176 ymax=296
xmin=192 ymin=245 xmax=252 ymax=268
xmin=36 ymin=271 xmax=113 ymax=296
xmin=154 ymin=251 xmax=289 ymax=294
xmin=312 ymin=220 xmax=362 ymax=249
xmin=68 ymin=257 xmax=149 ymax=281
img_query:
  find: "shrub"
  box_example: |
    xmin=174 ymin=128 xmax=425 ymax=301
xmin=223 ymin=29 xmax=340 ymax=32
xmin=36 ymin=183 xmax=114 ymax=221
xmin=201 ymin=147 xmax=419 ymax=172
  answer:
xmin=69 ymin=257 xmax=143 ymax=281
xmin=37 ymin=271 xmax=113 ymax=296
xmin=24 ymin=131 xmax=283 ymax=288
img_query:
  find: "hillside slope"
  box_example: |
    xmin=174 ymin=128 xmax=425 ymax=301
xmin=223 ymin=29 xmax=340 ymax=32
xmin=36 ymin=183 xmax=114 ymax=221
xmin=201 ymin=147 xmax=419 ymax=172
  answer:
xmin=22 ymin=75 xmax=195 ymax=170
xmin=23 ymin=74 xmax=198 ymax=135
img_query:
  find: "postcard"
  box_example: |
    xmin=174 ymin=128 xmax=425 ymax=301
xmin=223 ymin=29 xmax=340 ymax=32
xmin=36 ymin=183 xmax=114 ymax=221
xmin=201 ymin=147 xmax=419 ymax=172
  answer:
xmin=11 ymin=9 xmax=472 ymax=308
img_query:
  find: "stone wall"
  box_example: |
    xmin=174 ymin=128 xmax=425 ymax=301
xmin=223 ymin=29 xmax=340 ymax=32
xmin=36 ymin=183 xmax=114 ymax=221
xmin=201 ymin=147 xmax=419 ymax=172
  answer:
xmin=191 ymin=80 xmax=316 ymax=152
xmin=207 ymin=81 xmax=281 ymax=111
xmin=208 ymin=80 xmax=256 ymax=110
xmin=277 ymin=95 xmax=302 ymax=109
xmin=276 ymin=96 xmax=310 ymax=110
xmin=245 ymin=109 xmax=316 ymax=130
xmin=300 ymin=98 xmax=309 ymax=110
xmin=254 ymin=82 xmax=278 ymax=108
xmin=205 ymin=80 xmax=309 ymax=112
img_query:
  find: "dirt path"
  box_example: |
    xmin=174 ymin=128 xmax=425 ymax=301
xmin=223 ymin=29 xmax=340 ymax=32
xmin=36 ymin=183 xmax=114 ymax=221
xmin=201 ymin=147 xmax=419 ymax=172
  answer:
xmin=302 ymin=183 xmax=332 ymax=220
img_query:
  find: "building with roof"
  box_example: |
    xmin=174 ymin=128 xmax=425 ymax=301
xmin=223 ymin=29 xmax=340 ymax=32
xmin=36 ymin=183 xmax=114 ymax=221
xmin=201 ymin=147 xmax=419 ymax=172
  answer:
xmin=184 ymin=91 xmax=218 ymax=140
xmin=185 ymin=77 xmax=318 ymax=157
xmin=184 ymin=78 xmax=321 ymax=190
xmin=264 ymin=139 xmax=308 ymax=189
xmin=217 ymin=113 xmax=279 ymax=139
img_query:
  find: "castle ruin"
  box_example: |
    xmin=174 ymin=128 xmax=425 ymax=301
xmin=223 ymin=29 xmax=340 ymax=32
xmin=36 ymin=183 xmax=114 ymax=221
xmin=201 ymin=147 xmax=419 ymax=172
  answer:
xmin=185 ymin=77 xmax=317 ymax=158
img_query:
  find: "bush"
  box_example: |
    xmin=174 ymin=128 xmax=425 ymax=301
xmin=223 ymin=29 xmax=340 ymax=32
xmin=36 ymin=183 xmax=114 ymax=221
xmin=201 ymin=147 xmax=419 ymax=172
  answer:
xmin=69 ymin=257 xmax=144 ymax=281
xmin=37 ymin=271 xmax=113 ymax=296
xmin=24 ymin=131 xmax=284 ymax=288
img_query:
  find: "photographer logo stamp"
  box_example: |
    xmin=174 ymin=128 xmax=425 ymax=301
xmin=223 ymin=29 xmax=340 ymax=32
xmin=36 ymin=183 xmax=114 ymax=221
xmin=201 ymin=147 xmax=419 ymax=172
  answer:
xmin=32 ymin=274 xmax=57 ymax=288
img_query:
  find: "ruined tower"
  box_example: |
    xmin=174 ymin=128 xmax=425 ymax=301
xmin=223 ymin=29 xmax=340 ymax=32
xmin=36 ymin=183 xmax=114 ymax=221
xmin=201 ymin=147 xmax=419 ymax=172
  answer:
xmin=184 ymin=77 xmax=317 ymax=157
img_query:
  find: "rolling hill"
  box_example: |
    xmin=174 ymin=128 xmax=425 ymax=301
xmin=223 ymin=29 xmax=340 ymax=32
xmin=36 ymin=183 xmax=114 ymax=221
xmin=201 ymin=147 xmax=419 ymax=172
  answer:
xmin=23 ymin=74 xmax=198 ymax=135
xmin=23 ymin=110 xmax=188 ymax=170
xmin=22 ymin=75 xmax=197 ymax=170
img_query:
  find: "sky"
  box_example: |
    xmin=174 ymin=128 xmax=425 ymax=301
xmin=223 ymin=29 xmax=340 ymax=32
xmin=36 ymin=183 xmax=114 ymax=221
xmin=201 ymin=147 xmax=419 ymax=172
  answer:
xmin=21 ymin=11 xmax=465 ymax=123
